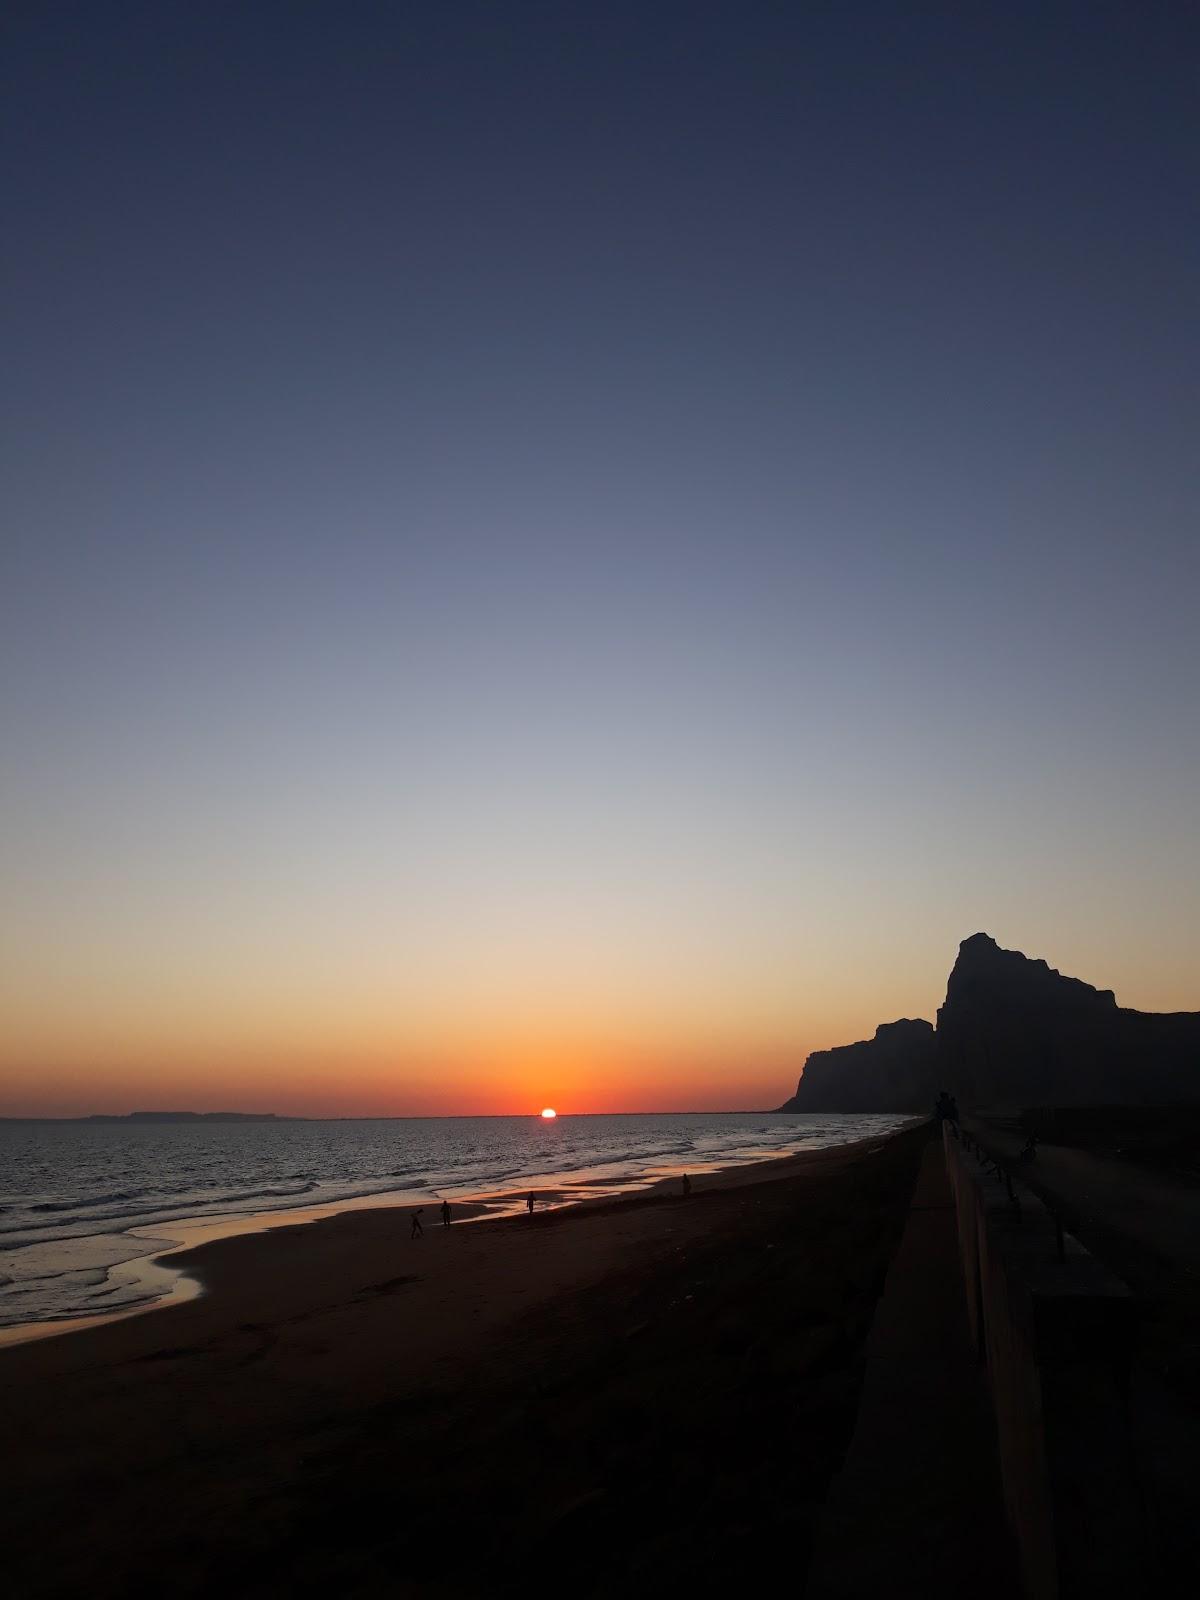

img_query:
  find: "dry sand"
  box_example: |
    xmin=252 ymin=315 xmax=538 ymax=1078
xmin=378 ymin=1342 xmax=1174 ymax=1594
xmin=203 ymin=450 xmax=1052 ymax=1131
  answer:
xmin=0 ymin=1124 xmax=928 ymax=1598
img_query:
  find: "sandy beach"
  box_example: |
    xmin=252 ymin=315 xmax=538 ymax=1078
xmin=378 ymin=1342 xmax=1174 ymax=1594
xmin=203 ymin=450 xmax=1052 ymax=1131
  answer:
xmin=0 ymin=1123 xmax=928 ymax=1598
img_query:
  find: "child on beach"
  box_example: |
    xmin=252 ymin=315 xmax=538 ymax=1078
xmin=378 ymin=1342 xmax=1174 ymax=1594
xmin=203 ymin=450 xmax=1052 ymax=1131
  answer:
xmin=410 ymin=1208 xmax=424 ymax=1239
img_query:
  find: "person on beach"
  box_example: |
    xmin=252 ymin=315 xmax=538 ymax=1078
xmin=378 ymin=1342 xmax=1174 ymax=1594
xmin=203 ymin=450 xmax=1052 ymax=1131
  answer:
xmin=526 ymin=1192 xmax=535 ymax=1217
xmin=681 ymin=1173 xmax=692 ymax=1198
xmin=410 ymin=1208 xmax=424 ymax=1239
xmin=440 ymin=1199 xmax=452 ymax=1229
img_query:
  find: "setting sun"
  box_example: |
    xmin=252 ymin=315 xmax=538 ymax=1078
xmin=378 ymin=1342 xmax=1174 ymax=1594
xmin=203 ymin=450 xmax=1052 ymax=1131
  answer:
xmin=540 ymin=1107 xmax=557 ymax=1119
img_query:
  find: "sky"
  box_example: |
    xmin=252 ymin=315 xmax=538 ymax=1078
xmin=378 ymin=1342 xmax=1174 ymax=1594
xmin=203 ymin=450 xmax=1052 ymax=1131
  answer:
xmin=2 ymin=2 xmax=1197 ymax=1117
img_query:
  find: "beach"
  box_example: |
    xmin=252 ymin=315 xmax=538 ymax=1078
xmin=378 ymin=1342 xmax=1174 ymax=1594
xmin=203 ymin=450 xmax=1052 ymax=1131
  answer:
xmin=0 ymin=1111 xmax=912 ymax=1332
xmin=0 ymin=1123 xmax=927 ymax=1597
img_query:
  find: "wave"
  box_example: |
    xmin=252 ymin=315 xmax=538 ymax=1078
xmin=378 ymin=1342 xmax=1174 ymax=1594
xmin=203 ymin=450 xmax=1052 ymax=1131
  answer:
xmin=31 ymin=1187 xmax=157 ymax=1213
xmin=0 ymin=1263 xmax=110 ymax=1289
xmin=3 ymin=1179 xmax=321 ymax=1237
xmin=456 ymin=1164 xmax=524 ymax=1186
xmin=0 ymin=1269 xmax=162 ymax=1329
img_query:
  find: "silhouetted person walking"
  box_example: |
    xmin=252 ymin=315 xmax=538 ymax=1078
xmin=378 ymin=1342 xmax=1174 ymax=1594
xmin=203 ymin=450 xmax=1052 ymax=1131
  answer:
xmin=410 ymin=1208 xmax=424 ymax=1239
xmin=441 ymin=1199 xmax=452 ymax=1229
xmin=681 ymin=1173 xmax=692 ymax=1198
xmin=527 ymin=1192 xmax=535 ymax=1217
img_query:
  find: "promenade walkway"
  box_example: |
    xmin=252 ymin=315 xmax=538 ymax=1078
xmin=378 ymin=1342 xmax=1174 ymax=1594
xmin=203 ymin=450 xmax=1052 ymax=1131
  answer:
xmin=807 ymin=1136 xmax=1018 ymax=1596
xmin=972 ymin=1119 xmax=1200 ymax=1587
xmin=970 ymin=1122 xmax=1200 ymax=1282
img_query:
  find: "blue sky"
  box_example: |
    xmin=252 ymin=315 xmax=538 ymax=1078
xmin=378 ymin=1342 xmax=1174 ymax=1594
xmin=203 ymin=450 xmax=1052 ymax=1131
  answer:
xmin=2 ymin=2 xmax=1197 ymax=1112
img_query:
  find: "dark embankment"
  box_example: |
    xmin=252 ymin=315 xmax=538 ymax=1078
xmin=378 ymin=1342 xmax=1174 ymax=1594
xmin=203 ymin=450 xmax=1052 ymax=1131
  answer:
xmin=0 ymin=1126 xmax=927 ymax=1599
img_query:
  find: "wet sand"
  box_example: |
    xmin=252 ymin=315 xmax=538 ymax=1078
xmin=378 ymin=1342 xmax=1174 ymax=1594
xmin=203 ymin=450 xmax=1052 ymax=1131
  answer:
xmin=0 ymin=1124 xmax=928 ymax=1598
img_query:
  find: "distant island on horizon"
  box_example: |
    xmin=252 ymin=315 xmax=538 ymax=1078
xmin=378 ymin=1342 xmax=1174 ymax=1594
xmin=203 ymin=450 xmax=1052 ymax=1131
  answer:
xmin=0 ymin=1108 xmax=779 ymax=1124
xmin=0 ymin=1110 xmax=302 ymax=1124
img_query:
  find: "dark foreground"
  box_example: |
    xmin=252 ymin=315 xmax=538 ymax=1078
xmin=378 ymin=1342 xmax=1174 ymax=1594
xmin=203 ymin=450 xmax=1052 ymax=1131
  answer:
xmin=0 ymin=1126 xmax=929 ymax=1598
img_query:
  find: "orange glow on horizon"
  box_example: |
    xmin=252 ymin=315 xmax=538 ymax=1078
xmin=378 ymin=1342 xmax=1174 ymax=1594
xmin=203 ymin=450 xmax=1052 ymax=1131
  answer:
xmin=5 ymin=923 xmax=1195 ymax=1119
xmin=0 ymin=1027 xmax=814 ymax=1119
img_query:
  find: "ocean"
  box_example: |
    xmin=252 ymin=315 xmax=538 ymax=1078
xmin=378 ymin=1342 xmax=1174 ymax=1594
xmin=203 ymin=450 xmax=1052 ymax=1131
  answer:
xmin=0 ymin=1111 xmax=911 ymax=1333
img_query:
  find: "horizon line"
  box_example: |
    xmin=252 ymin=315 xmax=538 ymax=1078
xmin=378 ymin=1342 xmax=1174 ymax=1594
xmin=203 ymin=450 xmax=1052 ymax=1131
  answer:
xmin=0 ymin=1107 xmax=800 ymax=1123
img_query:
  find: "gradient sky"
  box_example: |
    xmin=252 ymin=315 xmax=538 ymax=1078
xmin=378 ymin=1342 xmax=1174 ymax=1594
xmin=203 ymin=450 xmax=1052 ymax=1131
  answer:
xmin=2 ymin=3 xmax=1197 ymax=1116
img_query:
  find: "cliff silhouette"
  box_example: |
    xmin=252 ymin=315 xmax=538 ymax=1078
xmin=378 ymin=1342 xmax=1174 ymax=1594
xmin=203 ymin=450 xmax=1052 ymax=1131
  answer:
xmin=777 ymin=1019 xmax=937 ymax=1113
xmin=780 ymin=933 xmax=1200 ymax=1112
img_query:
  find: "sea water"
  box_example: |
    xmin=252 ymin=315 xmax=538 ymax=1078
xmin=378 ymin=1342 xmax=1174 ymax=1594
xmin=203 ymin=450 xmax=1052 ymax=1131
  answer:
xmin=0 ymin=1112 xmax=910 ymax=1330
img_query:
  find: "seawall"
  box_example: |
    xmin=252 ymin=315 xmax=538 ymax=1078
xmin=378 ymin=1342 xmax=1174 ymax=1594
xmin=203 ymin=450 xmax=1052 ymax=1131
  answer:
xmin=942 ymin=1123 xmax=1144 ymax=1599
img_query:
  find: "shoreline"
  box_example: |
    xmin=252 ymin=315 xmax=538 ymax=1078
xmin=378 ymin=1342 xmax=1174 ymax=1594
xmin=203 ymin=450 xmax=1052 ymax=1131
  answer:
xmin=0 ymin=1122 xmax=930 ymax=1597
xmin=0 ymin=1123 xmax=915 ymax=1351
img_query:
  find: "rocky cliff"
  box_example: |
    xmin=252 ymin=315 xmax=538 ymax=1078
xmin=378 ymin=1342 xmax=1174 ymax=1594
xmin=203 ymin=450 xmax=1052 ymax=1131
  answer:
xmin=777 ymin=1018 xmax=938 ymax=1113
xmin=935 ymin=932 xmax=1200 ymax=1108
xmin=779 ymin=933 xmax=1200 ymax=1113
